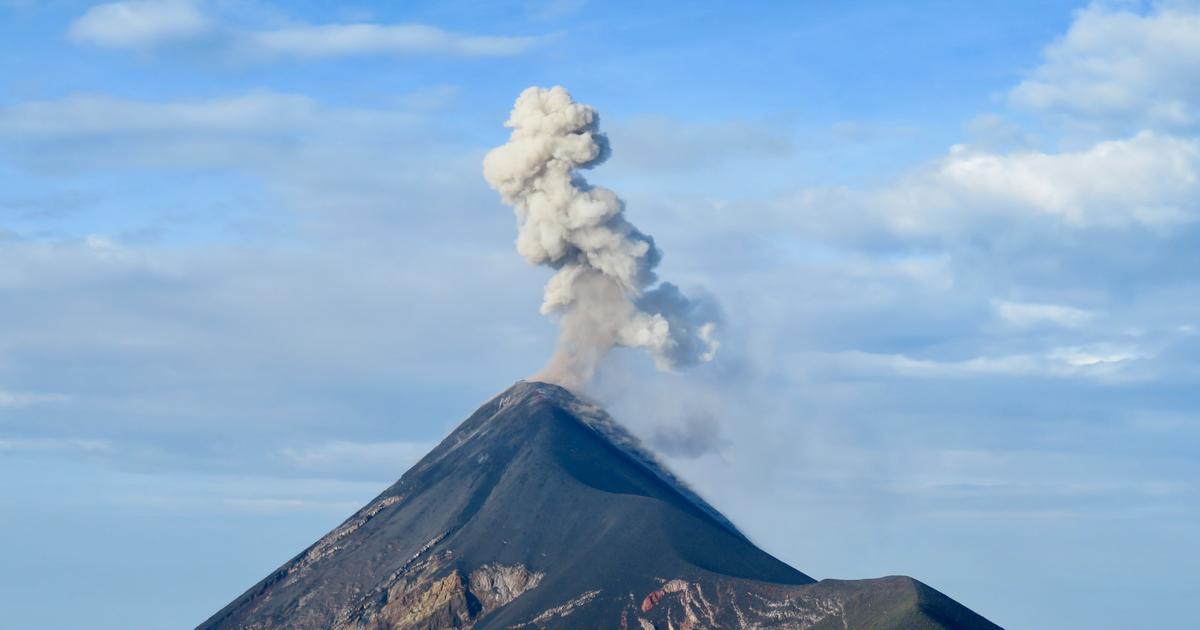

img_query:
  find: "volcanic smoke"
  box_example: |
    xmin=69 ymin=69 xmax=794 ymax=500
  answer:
xmin=483 ymin=86 xmax=718 ymax=388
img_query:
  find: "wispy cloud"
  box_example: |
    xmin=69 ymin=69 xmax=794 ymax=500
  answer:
xmin=276 ymin=440 xmax=432 ymax=479
xmin=992 ymin=300 xmax=1095 ymax=328
xmin=0 ymin=91 xmax=472 ymax=234
xmin=67 ymin=0 xmax=553 ymax=60
xmin=0 ymin=92 xmax=327 ymax=138
xmin=0 ymin=437 xmax=108 ymax=453
xmin=221 ymin=496 xmax=363 ymax=514
xmin=0 ymin=390 xmax=70 ymax=408
xmin=68 ymin=0 xmax=210 ymax=49
xmin=795 ymin=344 xmax=1154 ymax=382
xmin=247 ymin=23 xmax=549 ymax=59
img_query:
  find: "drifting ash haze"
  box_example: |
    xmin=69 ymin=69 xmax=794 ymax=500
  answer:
xmin=483 ymin=86 xmax=718 ymax=388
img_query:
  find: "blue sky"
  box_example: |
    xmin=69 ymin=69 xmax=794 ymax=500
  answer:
xmin=2 ymin=1 xmax=1199 ymax=628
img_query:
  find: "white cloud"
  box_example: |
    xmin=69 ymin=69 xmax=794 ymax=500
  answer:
xmin=0 ymin=390 xmax=70 ymax=408
xmin=992 ymin=300 xmax=1094 ymax=328
xmin=0 ymin=92 xmax=321 ymax=138
xmin=685 ymin=131 xmax=1198 ymax=255
xmin=902 ymin=131 xmax=1200 ymax=230
xmin=249 ymin=23 xmax=549 ymax=59
xmin=1010 ymin=1 xmax=1200 ymax=131
xmin=770 ymin=130 xmax=1200 ymax=241
xmin=278 ymin=440 xmax=432 ymax=475
xmin=68 ymin=0 xmax=211 ymax=49
xmin=799 ymin=344 xmax=1153 ymax=381
xmin=75 ymin=469 xmax=386 ymax=514
xmin=66 ymin=1 xmax=550 ymax=59
xmin=0 ymin=91 xmax=430 ymax=185
xmin=0 ymin=437 xmax=110 ymax=453
xmin=221 ymin=497 xmax=363 ymax=514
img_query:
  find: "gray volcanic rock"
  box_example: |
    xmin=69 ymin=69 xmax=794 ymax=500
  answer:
xmin=199 ymin=381 xmax=1001 ymax=629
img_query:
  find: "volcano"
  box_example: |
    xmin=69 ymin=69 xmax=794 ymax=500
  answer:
xmin=199 ymin=381 xmax=1001 ymax=629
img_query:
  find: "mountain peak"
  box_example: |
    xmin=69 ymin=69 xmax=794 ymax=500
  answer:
xmin=199 ymin=381 xmax=1001 ymax=629
xmin=521 ymin=380 xmax=746 ymax=537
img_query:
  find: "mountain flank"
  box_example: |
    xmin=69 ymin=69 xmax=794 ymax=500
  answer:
xmin=199 ymin=381 xmax=1002 ymax=629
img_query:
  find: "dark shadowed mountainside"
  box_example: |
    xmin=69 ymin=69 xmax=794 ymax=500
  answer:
xmin=199 ymin=381 xmax=1002 ymax=629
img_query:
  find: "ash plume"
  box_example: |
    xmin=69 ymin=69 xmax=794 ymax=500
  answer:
xmin=649 ymin=411 xmax=730 ymax=459
xmin=483 ymin=86 xmax=718 ymax=388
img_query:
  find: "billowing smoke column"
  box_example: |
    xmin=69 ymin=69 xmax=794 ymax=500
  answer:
xmin=483 ymin=86 xmax=718 ymax=388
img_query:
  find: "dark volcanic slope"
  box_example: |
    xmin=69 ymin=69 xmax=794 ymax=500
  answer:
xmin=199 ymin=381 xmax=1000 ymax=630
